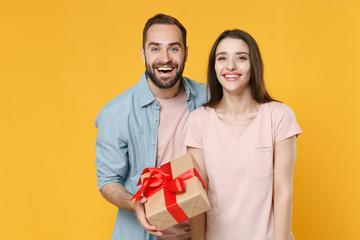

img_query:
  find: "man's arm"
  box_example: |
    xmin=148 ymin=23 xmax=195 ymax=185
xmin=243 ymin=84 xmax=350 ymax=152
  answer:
xmin=100 ymin=183 xmax=163 ymax=237
xmin=95 ymin=109 xmax=162 ymax=237
xmin=273 ymin=136 xmax=297 ymax=240
xmin=100 ymin=182 xmax=134 ymax=211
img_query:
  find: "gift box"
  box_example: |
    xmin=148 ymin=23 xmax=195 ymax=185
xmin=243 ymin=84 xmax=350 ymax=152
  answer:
xmin=132 ymin=153 xmax=211 ymax=231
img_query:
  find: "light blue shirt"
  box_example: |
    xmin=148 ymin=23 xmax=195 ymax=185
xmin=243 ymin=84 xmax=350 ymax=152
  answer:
xmin=95 ymin=72 xmax=206 ymax=240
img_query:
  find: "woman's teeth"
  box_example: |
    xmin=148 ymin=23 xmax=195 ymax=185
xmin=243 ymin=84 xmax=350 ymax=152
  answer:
xmin=225 ymin=74 xmax=240 ymax=78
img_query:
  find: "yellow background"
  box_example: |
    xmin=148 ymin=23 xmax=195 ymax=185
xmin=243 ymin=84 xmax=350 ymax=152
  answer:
xmin=1 ymin=0 xmax=359 ymax=239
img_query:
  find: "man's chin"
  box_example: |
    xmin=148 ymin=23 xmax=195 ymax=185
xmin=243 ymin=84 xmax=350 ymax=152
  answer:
xmin=155 ymin=73 xmax=176 ymax=81
xmin=157 ymin=80 xmax=177 ymax=89
xmin=147 ymin=68 xmax=183 ymax=89
xmin=150 ymin=74 xmax=178 ymax=88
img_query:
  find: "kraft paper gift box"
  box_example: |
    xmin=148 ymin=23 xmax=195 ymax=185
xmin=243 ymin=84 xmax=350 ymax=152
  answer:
xmin=132 ymin=153 xmax=211 ymax=231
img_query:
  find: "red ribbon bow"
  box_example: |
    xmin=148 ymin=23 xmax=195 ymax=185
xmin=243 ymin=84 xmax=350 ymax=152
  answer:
xmin=131 ymin=162 xmax=205 ymax=223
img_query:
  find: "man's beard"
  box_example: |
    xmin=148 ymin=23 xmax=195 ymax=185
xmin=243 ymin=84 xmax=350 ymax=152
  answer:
xmin=145 ymin=60 xmax=185 ymax=89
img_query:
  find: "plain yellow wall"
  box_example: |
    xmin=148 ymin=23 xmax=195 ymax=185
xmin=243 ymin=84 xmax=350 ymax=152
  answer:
xmin=1 ymin=0 xmax=359 ymax=239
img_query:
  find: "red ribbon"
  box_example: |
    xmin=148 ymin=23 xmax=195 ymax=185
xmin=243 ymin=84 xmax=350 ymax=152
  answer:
xmin=131 ymin=162 xmax=206 ymax=223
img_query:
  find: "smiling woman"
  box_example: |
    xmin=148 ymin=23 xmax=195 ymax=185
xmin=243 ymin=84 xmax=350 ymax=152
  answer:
xmin=214 ymin=38 xmax=251 ymax=94
xmin=185 ymin=29 xmax=302 ymax=240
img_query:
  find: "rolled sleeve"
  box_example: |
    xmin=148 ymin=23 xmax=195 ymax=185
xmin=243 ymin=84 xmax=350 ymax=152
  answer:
xmin=95 ymin=108 xmax=128 ymax=190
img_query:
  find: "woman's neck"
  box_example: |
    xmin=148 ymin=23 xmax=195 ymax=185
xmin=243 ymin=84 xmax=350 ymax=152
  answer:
xmin=215 ymin=87 xmax=260 ymax=124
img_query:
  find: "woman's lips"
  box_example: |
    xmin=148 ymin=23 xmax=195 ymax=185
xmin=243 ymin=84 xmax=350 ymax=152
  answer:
xmin=223 ymin=72 xmax=241 ymax=81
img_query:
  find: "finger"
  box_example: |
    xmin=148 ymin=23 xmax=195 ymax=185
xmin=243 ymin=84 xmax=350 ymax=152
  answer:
xmin=134 ymin=199 xmax=157 ymax=231
xmin=138 ymin=215 xmax=157 ymax=231
xmin=146 ymin=229 xmax=163 ymax=237
xmin=139 ymin=196 xmax=148 ymax=204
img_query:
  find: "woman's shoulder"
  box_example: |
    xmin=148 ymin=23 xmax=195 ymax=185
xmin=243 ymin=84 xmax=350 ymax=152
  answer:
xmin=262 ymin=101 xmax=295 ymax=115
xmin=262 ymin=101 xmax=302 ymax=140
xmin=261 ymin=101 xmax=299 ymax=129
xmin=190 ymin=106 xmax=213 ymax=118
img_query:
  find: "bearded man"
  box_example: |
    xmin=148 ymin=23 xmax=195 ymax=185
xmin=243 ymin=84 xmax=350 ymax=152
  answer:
xmin=95 ymin=14 xmax=206 ymax=240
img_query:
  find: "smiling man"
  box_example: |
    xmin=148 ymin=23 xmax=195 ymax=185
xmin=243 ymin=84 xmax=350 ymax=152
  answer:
xmin=95 ymin=14 xmax=206 ymax=240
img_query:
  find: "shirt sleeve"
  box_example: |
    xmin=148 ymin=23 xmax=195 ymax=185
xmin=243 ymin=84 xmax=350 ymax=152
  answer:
xmin=274 ymin=104 xmax=302 ymax=143
xmin=95 ymin=108 xmax=128 ymax=190
xmin=185 ymin=108 xmax=204 ymax=149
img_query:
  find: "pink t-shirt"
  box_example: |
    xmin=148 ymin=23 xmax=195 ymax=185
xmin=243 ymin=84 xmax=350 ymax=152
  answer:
xmin=156 ymin=88 xmax=190 ymax=240
xmin=185 ymin=101 xmax=302 ymax=240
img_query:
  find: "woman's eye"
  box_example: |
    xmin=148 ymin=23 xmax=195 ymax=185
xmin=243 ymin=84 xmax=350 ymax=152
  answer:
xmin=238 ymin=56 xmax=247 ymax=60
xmin=217 ymin=57 xmax=226 ymax=61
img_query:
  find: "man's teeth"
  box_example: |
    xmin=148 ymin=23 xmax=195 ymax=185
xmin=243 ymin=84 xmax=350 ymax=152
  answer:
xmin=158 ymin=68 xmax=173 ymax=71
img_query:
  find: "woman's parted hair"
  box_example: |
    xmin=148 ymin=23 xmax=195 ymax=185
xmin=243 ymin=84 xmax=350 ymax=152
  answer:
xmin=205 ymin=29 xmax=276 ymax=107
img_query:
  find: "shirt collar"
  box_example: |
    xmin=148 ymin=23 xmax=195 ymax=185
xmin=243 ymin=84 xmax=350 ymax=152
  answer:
xmin=182 ymin=76 xmax=195 ymax=101
xmin=138 ymin=71 xmax=156 ymax=107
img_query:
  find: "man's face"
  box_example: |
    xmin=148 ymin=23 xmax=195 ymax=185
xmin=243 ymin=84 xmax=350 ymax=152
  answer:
xmin=141 ymin=24 xmax=187 ymax=89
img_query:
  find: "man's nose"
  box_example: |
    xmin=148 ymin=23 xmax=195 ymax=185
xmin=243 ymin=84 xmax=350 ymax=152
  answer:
xmin=159 ymin=50 xmax=171 ymax=63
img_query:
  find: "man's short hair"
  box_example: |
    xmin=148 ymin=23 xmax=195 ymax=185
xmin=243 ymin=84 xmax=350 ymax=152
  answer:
xmin=143 ymin=13 xmax=187 ymax=48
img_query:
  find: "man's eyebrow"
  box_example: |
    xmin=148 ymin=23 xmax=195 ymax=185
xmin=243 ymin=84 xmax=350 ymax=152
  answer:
xmin=148 ymin=42 xmax=160 ymax=47
xmin=147 ymin=42 xmax=182 ymax=48
xmin=169 ymin=42 xmax=182 ymax=47
xmin=215 ymin=51 xmax=249 ymax=56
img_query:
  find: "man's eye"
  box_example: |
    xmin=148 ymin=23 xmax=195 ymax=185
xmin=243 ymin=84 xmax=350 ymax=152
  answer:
xmin=151 ymin=48 xmax=159 ymax=52
xmin=170 ymin=48 xmax=179 ymax=52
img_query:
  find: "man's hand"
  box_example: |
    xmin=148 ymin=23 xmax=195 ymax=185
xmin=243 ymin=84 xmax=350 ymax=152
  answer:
xmin=134 ymin=196 xmax=163 ymax=237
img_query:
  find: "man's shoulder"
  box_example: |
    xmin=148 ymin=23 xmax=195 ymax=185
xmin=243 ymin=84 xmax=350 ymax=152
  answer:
xmin=102 ymin=84 xmax=138 ymax=112
xmin=99 ymin=72 xmax=149 ymax=113
xmin=95 ymin=83 xmax=141 ymax=127
xmin=183 ymin=77 xmax=207 ymax=104
xmin=184 ymin=76 xmax=206 ymax=91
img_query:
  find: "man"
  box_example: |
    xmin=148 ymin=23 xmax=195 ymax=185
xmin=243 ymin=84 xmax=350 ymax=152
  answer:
xmin=95 ymin=14 xmax=206 ymax=240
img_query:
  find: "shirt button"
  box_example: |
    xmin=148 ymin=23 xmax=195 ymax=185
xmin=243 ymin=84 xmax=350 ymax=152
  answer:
xmin=154 ymin=102 xmax=158 ymax=106
xmin=154 ymin=118 xmax=158 ymax=122
xmin=152 ymin=142 xmax=156 ymax=146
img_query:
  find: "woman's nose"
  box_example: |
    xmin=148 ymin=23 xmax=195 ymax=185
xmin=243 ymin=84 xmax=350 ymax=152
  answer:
xmin=226 ymin=59 xmax=237 ymax=70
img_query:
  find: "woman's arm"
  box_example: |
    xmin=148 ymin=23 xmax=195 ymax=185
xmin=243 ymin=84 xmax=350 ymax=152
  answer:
xmin=273 ymin=136 xmax=297 ymax=240
xmin=188 ymin=147 xmax=208 ymax=240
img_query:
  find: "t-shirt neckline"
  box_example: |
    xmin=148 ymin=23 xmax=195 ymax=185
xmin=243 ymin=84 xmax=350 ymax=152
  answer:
xmin=210 ymin=104 xmax=263 ymax=127
xmin=156 ymin=88 xmax=185 ymax=103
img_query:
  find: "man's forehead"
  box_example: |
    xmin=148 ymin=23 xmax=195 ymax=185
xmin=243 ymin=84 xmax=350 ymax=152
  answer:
xmin=145 ymin=24 xmax=183 ymax=46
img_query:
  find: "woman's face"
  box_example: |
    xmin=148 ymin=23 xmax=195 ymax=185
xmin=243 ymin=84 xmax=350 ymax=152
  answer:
xmin=215 ymin=37 xmax=251 ymax=94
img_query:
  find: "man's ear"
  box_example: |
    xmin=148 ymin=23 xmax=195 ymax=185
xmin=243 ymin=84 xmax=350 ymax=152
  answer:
xmin=140 ymin=47 xmax=145 ymax=63
xmin=185 ymin=46 xmax=188 ymax=62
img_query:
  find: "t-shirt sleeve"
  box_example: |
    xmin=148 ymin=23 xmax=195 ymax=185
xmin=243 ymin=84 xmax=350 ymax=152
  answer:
xmin=274 ymin=104 xmax=302 ymax=143
xmin=185 ymin=109 xmax=204 ymax=149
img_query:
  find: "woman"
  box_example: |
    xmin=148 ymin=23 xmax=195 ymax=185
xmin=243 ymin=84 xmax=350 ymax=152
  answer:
xmin=186 ymin=30 xmax=301 ymax=239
